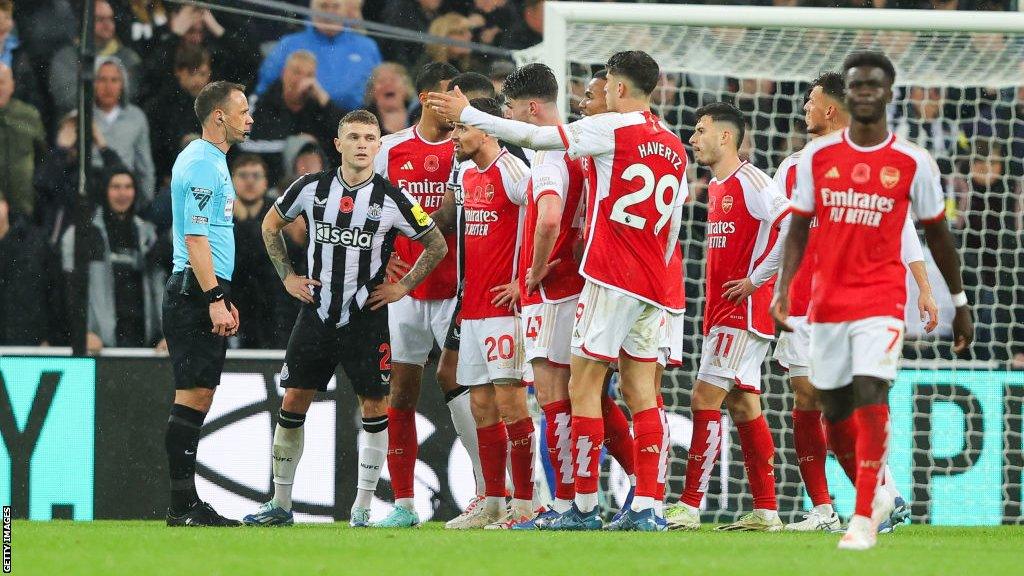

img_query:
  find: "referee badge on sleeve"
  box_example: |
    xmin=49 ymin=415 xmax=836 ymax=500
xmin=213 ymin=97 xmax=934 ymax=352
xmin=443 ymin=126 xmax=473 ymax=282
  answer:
xmin=191 ymin=187 xmax=212 ymax=210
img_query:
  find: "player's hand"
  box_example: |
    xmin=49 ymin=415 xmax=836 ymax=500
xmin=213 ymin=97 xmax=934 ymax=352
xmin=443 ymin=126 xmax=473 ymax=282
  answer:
xmin=426 ymin=86 xmax=471 ymax=124
xmin=284 ymin=273 xmax=321 ymax=304
xmin=771 ymin=292 xmax=793 ymax=333
xmin=368 ymin=282 xmax=410 ymax=310
xmin=525 ymin=259 xmax=561 ymax=295
xmin=386 ymin=255 xmax=412 ymax=283
xmin=918 ymin=290 xmax=939 ymax=333
xmin=722 ymin=278 xmax=757 ymax=304
xmin=490 ymin=281 xmax=519 ymax=311
xmin=209 ymin=300 xmax=236 ymax=337
xmin=951 ymin=305 xmax=974 ymax=355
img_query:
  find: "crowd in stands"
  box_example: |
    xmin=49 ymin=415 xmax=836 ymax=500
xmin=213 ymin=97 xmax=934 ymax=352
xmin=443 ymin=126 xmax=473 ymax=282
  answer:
xmin=0 ymin=0 xmax=1019 ymax=366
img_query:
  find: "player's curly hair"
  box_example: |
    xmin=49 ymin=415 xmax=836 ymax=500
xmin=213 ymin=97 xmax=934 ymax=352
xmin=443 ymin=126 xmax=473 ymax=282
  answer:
xmin=605 ymin=51 xmax=660 ymax=95
xmin=842 ymin=51 xmax=897 ymax=85
xmin=501 ymin=63 xmax=558 ymax=103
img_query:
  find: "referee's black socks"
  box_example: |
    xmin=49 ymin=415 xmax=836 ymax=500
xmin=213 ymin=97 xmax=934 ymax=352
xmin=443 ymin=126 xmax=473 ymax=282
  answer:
xmin=166 ymin=404 xmax=207 ymax=515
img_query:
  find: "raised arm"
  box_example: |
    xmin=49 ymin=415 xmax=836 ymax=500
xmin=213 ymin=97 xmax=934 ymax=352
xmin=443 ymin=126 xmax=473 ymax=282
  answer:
xmin=426 ymin=87 xmax=569 ymax=151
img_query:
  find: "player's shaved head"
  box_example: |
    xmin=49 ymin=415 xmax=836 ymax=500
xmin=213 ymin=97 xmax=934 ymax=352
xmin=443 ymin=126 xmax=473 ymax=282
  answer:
xmin=606 ymin=50 xmax=659 ymax=95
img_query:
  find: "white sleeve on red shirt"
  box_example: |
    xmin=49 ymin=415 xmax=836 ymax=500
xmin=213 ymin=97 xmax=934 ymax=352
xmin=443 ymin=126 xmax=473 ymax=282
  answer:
xmin=559 ymin=113 xmax=617 ymax=160
xmin=906 ymin=148 xmax=947 ymax=223
xmin=531 ymin=151 xmax=569 ymax=201
xmin=742 ymin=170 xmax=792 ymax=286
xmin=792 ymin=147 xmax=816 ymax=216
xmin=900 ymin=215 xmax=924 ymax=265
xmin=772 ymin=153 xmax=797 ymax=198
xmin=498 ymin=153 xmax=531 ymax=206
xmin=460 ymin=106 xmax=566 ymax=152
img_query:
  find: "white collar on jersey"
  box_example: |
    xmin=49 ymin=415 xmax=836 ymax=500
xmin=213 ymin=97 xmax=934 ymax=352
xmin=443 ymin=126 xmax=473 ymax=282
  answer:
xmin=335 ymin=168 xmax=374 ymax=192
xmin=842 ymin=128 xmax=895 ymax=152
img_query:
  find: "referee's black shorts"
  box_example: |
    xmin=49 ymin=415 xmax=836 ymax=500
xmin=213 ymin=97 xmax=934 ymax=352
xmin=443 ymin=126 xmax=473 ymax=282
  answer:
xmin=281 ymin=304 xmax=391 ymax=398
xmin=163 ymin=272 xmax=230 ymax=390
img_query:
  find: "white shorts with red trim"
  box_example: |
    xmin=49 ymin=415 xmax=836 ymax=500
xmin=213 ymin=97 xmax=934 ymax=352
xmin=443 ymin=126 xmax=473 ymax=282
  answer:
xmin=457 ymin=316 xmax=523 ymax=386
xmin=571 ymin=281 xmax=665 ymax=363
xmin=658 ymin=311 xmax=685 ymax=368
xmin=697 ymin=326 xmax=770 ymax=394
xmin=388 ymin=296 xmax=459 ymax=365
xmin=773 ymin=315 xmax=810 ymax=378
xmin=521 ymin=299 xmax=575 ymax=367
xmin=810 ymin=316 xmax=904 ymax=391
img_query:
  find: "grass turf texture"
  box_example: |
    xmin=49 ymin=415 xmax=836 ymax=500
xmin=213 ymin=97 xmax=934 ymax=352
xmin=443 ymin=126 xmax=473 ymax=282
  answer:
xmin=12 ymin=521 xmax=1021 ymax=576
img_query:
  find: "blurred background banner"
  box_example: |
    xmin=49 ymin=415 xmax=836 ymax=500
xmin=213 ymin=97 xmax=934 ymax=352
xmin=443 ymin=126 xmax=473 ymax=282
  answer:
xmin=0 ymin=351 xmax=1020 ymax=525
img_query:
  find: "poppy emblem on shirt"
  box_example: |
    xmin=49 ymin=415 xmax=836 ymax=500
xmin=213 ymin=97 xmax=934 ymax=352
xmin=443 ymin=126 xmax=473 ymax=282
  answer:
xmin=340 ymin=196 xmax=355 ymax=213
xmin=880 ymin=166 xmax=900 ymax=189
xmin=721 ymin=195 xmax=733 ymax=214
xmin=425 ymin=155 xmax=440 ymax=172
xmin=852 ymin=163 xmax=871 ymax=184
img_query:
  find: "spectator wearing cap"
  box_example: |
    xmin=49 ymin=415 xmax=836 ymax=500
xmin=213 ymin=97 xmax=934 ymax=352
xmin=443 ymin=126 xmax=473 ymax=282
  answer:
xmin=256 ymin=0 xmax=381 ymax=112
xmin=364 ymin=62 xmax=414 ymax=135
xmin=94 ymin=56 xmax=156 ymax=203
xmin=250 ymin=50 xmax=346 ymax=166
xmin=60 ymin=169 xmax=168 ymax=352
xmin=50 ymin=0 xmax=143 ymax=117
xmin=379 ymin=0 xmax=443 ymax=71
xmin=414 ymin=13 xmax=476 ymax=73
xmin=0 ymin=193 xmax=64 ymax=346
xmin=145 ymin=45 xmax=210 ymax=187
xmin=0 ymin=62 xmax=46 ymax=220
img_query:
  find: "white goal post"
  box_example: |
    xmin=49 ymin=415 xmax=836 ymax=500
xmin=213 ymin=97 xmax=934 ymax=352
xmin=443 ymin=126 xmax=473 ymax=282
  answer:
xmin=520 ymin=3 xmax=1024 ymax=525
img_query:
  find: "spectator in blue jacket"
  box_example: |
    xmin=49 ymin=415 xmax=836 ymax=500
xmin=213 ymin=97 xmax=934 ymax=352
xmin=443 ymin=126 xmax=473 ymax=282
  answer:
xmin=255 ymin=0 xmax=381 ymax=112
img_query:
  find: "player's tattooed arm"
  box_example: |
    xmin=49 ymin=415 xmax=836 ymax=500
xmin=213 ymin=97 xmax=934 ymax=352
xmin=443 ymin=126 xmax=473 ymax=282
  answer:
xmin=400 ymin=226 xmax=448 ymax=292
xmin=371 ymin=227 xmax=447 ymax=310
xmin=432 ymin=189 xmax=457 ymax=234
xmin=262 ymin=207 xmax=319 ymax=303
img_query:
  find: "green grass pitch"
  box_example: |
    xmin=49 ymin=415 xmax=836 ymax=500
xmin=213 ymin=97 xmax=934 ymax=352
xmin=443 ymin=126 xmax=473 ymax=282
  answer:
xmin=11 ymin=521 xmax=1021 ymax=576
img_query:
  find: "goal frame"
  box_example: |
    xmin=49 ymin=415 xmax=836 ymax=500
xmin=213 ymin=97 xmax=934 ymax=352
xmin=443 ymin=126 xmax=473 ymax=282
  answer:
xmin=541 ymin=2 xmax=1024 ymax=117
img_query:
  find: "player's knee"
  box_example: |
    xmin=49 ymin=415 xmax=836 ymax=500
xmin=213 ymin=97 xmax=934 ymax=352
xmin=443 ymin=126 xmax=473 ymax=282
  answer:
xmin=852 ymin=376 xmax=889 ymax=407
xmin=359 ymin=395 xmax=389 ymax=419
xmin=175 ymin=388 xmax=215 ymax=413
xmin=281 ymin=388 xmax=316 ymax=414
xmin=435 ymin=364 xmax=458 ymax=394
xmin=691 ymin=380 xmax=726 ymax=410
xmin=725 ymin=390 xmax=761 ymax=424
xmin=818 ymin=389 xmax=853 ymax=423
xmin=388 ymin=377 xmax=421 ymax=411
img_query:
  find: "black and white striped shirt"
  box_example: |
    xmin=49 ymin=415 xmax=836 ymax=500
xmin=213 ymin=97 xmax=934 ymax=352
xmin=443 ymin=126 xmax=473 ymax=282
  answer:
xmin=275 ymin=169 xmax=435 ymax=328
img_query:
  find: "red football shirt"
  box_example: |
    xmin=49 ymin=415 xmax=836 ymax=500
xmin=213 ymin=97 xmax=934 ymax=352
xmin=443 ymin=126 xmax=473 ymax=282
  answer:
xmin=791 ymin=129 xmax=946 ymax=323
xmin=561 ymin=111 xmax=689 ymax=311
xmin=518 ymin=150 xmax=586 ymax=307
xmin=458 ymin=149 xmax=530 ymax=320
xmin=704 ymin=162 xmax=790 ymax=338
xmin=375 ymin=126 xmax=458 ymax=300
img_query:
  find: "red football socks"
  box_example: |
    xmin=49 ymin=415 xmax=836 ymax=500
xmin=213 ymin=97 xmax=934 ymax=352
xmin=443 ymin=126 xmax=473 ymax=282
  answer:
xmin=853 ymin=404 xmax=890 ymax=518
xmin=736 ymin=415 xmax=778 ymax=510
xmin=507 ymin=417 xmax=536 ymax=501
xmin=680 ymin=409 xmax=722 ymax=508
xmin=601 ymin=395 xmax=636 ymax=476
xmin=793 ymin=409 xmax=831 ymax=507
xmin=542 ymin=400 xmax=575 ymax=500
xmin=477 ymin=421 xmax=509 ymax=498
xmin=386 ymin=407 xmax=416 ymax=500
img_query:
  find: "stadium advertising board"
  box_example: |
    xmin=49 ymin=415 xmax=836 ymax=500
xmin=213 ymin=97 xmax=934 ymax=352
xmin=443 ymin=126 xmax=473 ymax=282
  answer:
xmin=0 ymin=354 xmax=1020 ymax=525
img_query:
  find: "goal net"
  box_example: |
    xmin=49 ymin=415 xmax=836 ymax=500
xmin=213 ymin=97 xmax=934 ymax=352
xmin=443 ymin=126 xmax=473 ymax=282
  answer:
xmin=520 ymin=3 xmax=1024 ymax=525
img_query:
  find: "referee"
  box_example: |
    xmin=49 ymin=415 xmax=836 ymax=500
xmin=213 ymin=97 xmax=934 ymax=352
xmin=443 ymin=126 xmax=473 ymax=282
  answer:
xmin=163 ymin=81 xmax=252 ymax=527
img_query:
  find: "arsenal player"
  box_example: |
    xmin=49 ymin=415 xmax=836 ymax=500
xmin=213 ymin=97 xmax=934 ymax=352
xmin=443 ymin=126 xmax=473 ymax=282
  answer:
xmin=372 ymin=62 xmax=480 ymax=528
xmin=773 ymin=51 xmax=973 ymax=550
xmin=664 ymin=102 xmax=790 ymax=532
xmin=428 ymin=51 xmax=687 ymax=531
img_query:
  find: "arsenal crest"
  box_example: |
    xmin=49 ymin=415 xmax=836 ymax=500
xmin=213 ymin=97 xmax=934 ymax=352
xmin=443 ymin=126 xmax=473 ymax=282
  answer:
xmin=721 ymin=195 xmax=734 ymax=214
xmin=852 ymin=163 xmax=871 ymax=184
xmin=339 ymin=196 xmax=355 ymax=213
xmin=880 ymin=166 xmax=900 ymax=189
xmin=425 ymin=155 xmax=440 ymax=172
